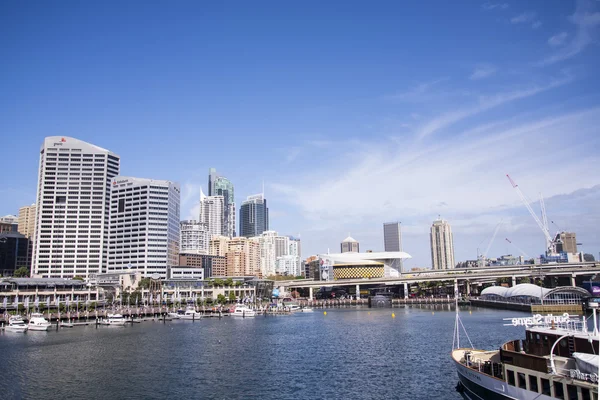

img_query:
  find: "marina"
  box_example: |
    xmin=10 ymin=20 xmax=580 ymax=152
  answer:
xmin=0 ymin=306 xmax=530 ymax=399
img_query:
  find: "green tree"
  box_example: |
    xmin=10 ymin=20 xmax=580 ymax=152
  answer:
xmin=517 ymin=277 xmax=531 ymax=284
xmin=584 ymin=253 xmax=596 ymax=262
xmin=129 ymin=291 xmax=142 ymax=305
xmin=138 ymin=277 xmax=152 ymax=289
xmin=228 ymin=291 xmax=237 ymax=302
xmin=213 ymin=279 xmax=224 ymax=287
xmin=216 ymin=294 xmax=226 ymax=304
xmin=13 ymin=267 xmax=29 ymax=277
xmin=224 ymin=278 xmax=234 ymax=287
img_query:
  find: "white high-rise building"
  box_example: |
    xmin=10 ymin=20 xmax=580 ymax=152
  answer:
xmin=257 ymin=230 xmax=277 ymax=277
xmin=199 ymin=189 xmax=224 ymax=241
xmin=32 ymin=137 xmax=120 ymax=279
xmin=289 ymin=236 xmax=302 ymax=275
xmin=107 ymin=177 xmax=180 ymax=277
xmin=18 ymin=204 xmax=37 ymax=239
xmin=276 ymin=255 xmax=300 ymax=276
xmin=180 ymin=220 xmax=208 ymax=254
xmin=430 ymin=219 xmax=455 ymax=270
xmin=274 ymin=235 xmax=289 ymax=258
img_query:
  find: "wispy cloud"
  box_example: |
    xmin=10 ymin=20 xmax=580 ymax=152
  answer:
xmin=539 ymin=0 xmax=600 ymax=65
xmin=548 ymin=32 xmax=569 ymax=46
xmin=470 ymin=64 xmax=497 ymax=80
xmin=385 ymin=78 xmax=449 ymax=102
xmin=531 ymin=20 xmax=542 ymax=29
xmin=511 ymin=11 xmax=537 ymax=24
xmin=416 ymin=73 xmax=573 ymax=139
xmin=272 ymin=107 xmax=600 ymax=264
xmin=482 ymin=3 xmax=509 ymax=11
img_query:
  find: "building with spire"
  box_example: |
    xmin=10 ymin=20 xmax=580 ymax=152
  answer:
xmin=208 ymin=168 xmax=236 ymax=237
xmin=239 ymin=193 xmax=269 ymax=238
xmin=430 ymin=218 xmax=455 ymax=270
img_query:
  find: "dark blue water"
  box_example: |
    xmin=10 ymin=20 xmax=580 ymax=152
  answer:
xmin=0 ymin=306 xmax=528 ymax=399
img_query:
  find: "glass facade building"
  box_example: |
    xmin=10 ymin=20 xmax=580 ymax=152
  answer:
xmin=239 ymin=194 xmax=269 ymax=238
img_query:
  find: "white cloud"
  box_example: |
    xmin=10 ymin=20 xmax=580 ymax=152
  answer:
xmin=511 ymin=12 xmax=537 ymax=24
xmin=539 ymin=0 xmax=600 ymax=65
xmin=272 ymin=106 xmax=600 ymax=265
xmin=470 ymin=64 xmax=497 ymax=80
xmin=386 ymin=78 xmax=449 ymax=102
xmin=482 ymin=3 xmax=509 ymax=11
xmin=548 ymin=32 xmax=569 ymax=46
xmin=532 ymin=20 xmax=542 ymax=29
xmin=416 ymin=73 xmax=573 ymax=139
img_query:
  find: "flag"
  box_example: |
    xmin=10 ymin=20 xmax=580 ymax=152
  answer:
xmin=35 ymin=297 xmax=39 ymax=307
xmin=24 ymin=297 xmax=29 ymax=309
xmin=150 ymin=294 xmax=153 ymax=304
xmin=46 ymin=296 xmax=51 ymax=307
xmin=14 ymin=295 xmax=19 ymax=307
xmin=66 ymin=297 xmax=70 ymax=307
xmin=3 ymin=297 xmax=6 ymax=309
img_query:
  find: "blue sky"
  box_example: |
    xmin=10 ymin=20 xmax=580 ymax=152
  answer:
xmin=1 ymin=0 xmax=599 ymax=267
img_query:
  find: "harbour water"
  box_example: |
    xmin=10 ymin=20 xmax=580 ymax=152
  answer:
xmin=0 ymin=306 xmax=528 ymax=399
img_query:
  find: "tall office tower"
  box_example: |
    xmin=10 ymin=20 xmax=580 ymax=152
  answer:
xmin=107 ymin=177 xmax=180 ymax=277
xmin=209 ymin=235 xmax=230 ymax=256
xmin=226 ymin=237 xmax=260 ymax=277
xmin=18 ymin=204 xmax=37 ymax=238
xmin=208 ymin=168 xmax=236 ymax=237
xmin=430 ymin=219 xmax=455 ymax=270
xmin=180 ymin=220 xmax=208 ymax=254
xmin=383 ymin=221 xmax=403 ymax=271
xmin=340 ymin=236 xmax=359 ymax=253
xmin=199 ymin=189 xmax=224 ymax=241
xmin=239 ymin=193 xmax=269 ymax=238
xmin=32 ymin=137 xmax=120 ymax=279
xmin=257 ymin=231 xmax=277 ymax=277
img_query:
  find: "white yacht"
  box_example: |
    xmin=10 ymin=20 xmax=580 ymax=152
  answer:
xmin=28 ymin=313 xmax=52 ymax=331
xmin=231 ymin=304 xmax=256 ymax=318
xmin=167 ymin=311 xmax=181 ymax=319
xmin=105 ymin=313 xmax=126 ymax=326
xmin=179 ymin=308 xmax=202 ymax=320
xmin=5 ymin=316 xmax=28 ymax=333
xmin=300 ymin=307 xmax=314 ymax=313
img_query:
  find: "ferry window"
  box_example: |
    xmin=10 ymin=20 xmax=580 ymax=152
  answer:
xmin=541 ymin=378 xmax=551 ymax=395
xmin=581 ymin=388 xmax=592 ymax=400
xmin=566 ymin=385 xmax=578 ymax=400
xmin=528 ymin=375 xmax=538 ymax=393
xmin=554 ymin=382 xmax=565 ymax=400
xmin=535 ymin=334 xmax=540 ymax=344
xmin=517 ymin=372 xmax=527 ymax=389
xmin=581 ymin=388 xmax=591 ymax=400
xmin=507 ymin=370 xmax=515 ymax=386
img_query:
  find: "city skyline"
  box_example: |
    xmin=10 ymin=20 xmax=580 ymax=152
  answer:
xmin=2 ymin=1 xmax=599 ymax=267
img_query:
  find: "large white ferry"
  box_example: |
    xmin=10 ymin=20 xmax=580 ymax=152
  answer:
xmin=452 ymin=312 xmax=598 ymax=400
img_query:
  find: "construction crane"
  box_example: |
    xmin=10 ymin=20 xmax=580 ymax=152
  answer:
xmin=506 ymin=175 xmax=557 ymax=255
xmin=479 ymin=219 xmax=503 ymax=267
xmin=505 ymin=238 xmax=529 ymax=258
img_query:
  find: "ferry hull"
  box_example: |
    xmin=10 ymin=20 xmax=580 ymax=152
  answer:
xmin=454 ymin=356 xmax=555 ymax=400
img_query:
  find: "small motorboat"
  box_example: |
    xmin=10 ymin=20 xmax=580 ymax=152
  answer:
xmin=230 ymin=304 xmax=256 ymax=318
xmin=5 ymin=316 xmax=28 ymax=333
xmin=28 ymin=313 xmax=52 ymax=331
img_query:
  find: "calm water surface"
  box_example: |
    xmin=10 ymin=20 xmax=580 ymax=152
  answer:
xmin=0 ymin=306 xmax=528 ymax=399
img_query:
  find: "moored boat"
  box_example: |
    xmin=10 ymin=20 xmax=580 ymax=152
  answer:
xmin=5 ymin=316 xmax=28 ymax=333
xmin=27 ymin=313 xmax=52 ymax=331
xmin=178 ymin=307 xmax=202 ymax=320
xmin=104 ymin=313 xmax=126 ymax=326
xmin=230 ymin=304 xmax=256 ymax=318
xmin=452 ymin=312 xmax=599 ymax=400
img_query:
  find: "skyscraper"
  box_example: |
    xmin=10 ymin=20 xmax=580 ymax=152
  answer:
xmin=107 ymin=177 xmax=180 ymax=277
xmin=180 ymin=220 xmax=209 ymax=254
xmin=341 ymin=236 xmax=359 ymax=253
xmin=239 ymin=193 xmax=269 ymax=238
xmin=383 ymin=221 xmax=403 ymax=271
xmin=32 ymin=137 xmax=120 ymax=279
xmin=257 ymin=230 xmax=277 ymax=277
xmin=430 ymin=219 xmax=455 ymax=270
xmin=199 ymin=189 xmax=224 ymax=241
xmin=208 ymin=168 xmax=236 ymax=237
xmin=18 ymin=204 xmax=36 ymax=239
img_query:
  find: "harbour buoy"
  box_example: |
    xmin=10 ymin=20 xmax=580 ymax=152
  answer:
xmin=324 ymin=311 xmax=327 ymax=316
xmin=432 ymin=312 xmax=435 ymax=315
xmin=469 ymin=310 xmax=472 ymax=315
xmin=392 ymin=313 xmax=395 ymax=318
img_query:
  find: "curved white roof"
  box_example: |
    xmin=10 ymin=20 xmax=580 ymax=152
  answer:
xmin=342 ymin=236 xmax=358 ymax=243
xmin=505 ymin=283 xmax=551 ymax=299
xmin=480 ymin=286 xmax=509 ymax=297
